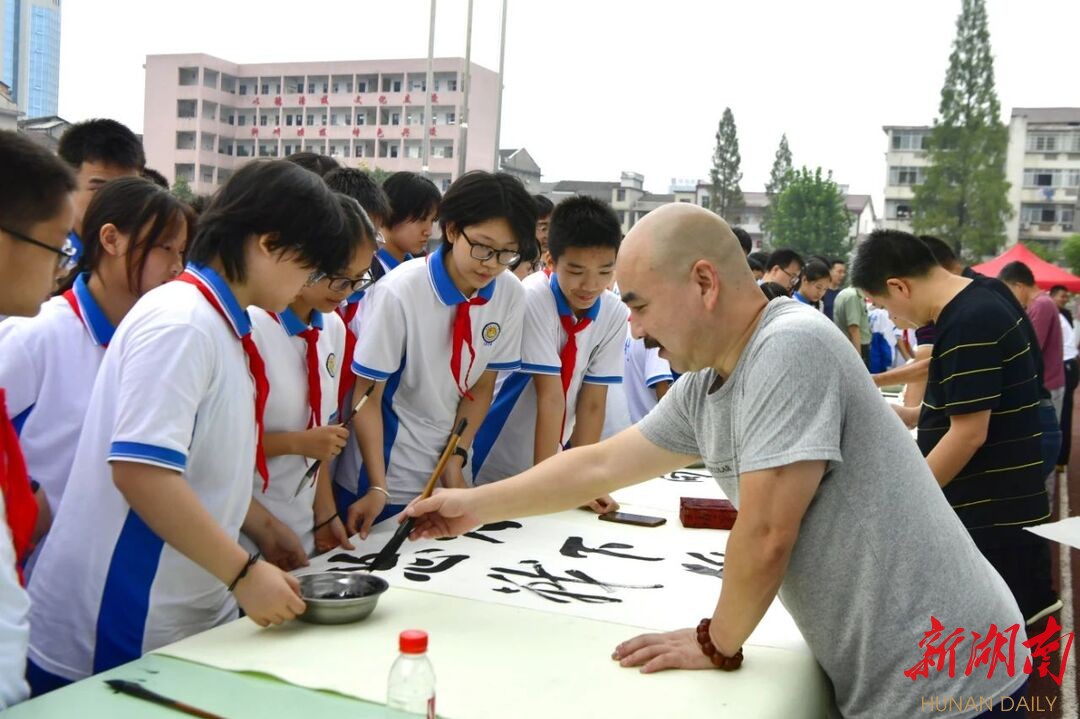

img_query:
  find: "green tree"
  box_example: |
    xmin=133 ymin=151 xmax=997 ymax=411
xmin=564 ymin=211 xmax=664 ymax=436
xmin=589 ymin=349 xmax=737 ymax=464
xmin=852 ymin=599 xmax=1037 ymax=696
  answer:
xmin=357 ymin=161 xmax=393 ymax=185
xmin=761 ymin=133 xmax=793 ymax=238
xmin=911 ymin=0 xmax=1011 ymax=259
xmin=1060 ymin=234 xmax=1080 ymax=276
xmin=708 ymin=107 xmax=744 ymax=220
xmin=171 ymin=176 xmax=195 ymax=204
xmin=1022 ymin=241 xmax=1060 ymax=264
xmin=769 ymin=167 xmax=852 ymax=258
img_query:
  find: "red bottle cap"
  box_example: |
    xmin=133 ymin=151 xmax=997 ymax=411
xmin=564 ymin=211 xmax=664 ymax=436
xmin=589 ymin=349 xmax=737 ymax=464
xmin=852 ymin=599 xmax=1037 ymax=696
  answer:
xmin=399 ymin=629 xmax=428 ymax=654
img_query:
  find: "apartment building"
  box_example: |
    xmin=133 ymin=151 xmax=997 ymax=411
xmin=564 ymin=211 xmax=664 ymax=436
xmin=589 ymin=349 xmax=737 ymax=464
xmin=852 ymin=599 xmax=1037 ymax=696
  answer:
xmin=143 ymin=53 xmax=499 ymax=195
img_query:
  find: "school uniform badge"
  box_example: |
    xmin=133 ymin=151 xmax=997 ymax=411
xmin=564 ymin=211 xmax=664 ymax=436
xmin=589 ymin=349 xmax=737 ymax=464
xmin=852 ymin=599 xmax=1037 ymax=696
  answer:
xmin=482 ymin=322 xmax=501 ymax=345
xmin=326 ymin=353 xmax=337 ymax=377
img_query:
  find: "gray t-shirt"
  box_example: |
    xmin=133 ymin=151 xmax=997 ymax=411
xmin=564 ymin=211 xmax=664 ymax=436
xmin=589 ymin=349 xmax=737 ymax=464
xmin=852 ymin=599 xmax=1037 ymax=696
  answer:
xmin=639 ymin=298 xmax=1026 ymax=719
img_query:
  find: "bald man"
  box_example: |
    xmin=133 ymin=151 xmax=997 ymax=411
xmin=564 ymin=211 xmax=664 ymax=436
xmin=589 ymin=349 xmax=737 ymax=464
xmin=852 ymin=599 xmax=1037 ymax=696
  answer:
xmin=405 ymin=204 xmax=1029 ymax=718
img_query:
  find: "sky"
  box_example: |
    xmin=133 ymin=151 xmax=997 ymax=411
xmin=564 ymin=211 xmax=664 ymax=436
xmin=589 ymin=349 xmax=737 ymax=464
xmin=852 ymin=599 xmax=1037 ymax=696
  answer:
xmin=57 ymin=0 xmax=1080 ymax=210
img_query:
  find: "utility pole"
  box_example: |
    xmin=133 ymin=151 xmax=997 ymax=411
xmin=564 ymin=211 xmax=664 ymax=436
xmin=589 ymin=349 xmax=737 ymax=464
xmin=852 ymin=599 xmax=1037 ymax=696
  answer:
xmin=421 ymin=0 xmax=436 ymax=178
xmin=492 ymin=0 xmax=508 ymax=172
xmin=457 ymin=0 xmax=473 ymax=179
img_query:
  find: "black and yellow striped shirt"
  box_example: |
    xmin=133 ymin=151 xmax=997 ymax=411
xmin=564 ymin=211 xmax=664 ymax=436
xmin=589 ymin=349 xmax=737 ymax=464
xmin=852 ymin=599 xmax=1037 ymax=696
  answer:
xmin=917 ymin=282 xmax=1050 ymax=547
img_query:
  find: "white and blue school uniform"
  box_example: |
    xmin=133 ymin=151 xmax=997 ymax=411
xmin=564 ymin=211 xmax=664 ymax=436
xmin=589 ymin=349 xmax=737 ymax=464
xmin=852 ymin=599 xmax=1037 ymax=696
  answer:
xmin=339 ymin=245 xmax=524 ymax=508
xmin=470 ymin=272 xmax=628 ymax=485
xmin=245 ymin=307 xmax=344 ymax=556
xmin=622 ymin=336 xmax=674 ymax=424
xmin=0 ymin=274 xmax=115 ymax=517
xmin=375 ymin=247 xmax=411 ymax=275
xmin=27 ymin=264 xmax=262 ymax=682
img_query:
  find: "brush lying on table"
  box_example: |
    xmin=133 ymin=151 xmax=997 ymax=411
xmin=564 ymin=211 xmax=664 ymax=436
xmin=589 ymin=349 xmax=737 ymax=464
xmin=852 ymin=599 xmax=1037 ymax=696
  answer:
xmin=105 ymin=680 xmax=226 ymax=719
xmin=293 ymin=384 xmax=375 ymax=499
xmin=369 ymin=417 xmax=468 ymax=570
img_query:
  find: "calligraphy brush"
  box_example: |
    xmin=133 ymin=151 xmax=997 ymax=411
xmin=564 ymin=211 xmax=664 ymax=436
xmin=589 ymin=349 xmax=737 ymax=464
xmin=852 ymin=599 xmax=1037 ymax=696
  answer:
xmin=105 ymin=679 xmax=226 ymax=719
xmin=369 ymin=417 xmax=468 ymax=570
xmin=294 ymin=384 xmax=375 ymax=498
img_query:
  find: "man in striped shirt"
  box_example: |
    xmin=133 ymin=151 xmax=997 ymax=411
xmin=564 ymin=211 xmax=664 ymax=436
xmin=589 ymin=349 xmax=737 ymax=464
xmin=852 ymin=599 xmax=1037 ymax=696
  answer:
xmin=852 ymin=229 xmax=1058 ymax=626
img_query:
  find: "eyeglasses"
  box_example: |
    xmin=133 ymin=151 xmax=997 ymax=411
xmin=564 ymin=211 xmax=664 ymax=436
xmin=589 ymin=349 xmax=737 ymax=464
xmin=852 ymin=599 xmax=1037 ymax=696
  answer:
xmin=325 ymin=269 xmax=375 ymax=293
xmin=778 ymin=266 xmax=801 ymax=283
xmin=305 ymin=270 xmax=327 ymax=286
xmin=1 ymin=225 xmax=78 ymax=272
xmin=461 ymin=230 xmax=520 ymax=267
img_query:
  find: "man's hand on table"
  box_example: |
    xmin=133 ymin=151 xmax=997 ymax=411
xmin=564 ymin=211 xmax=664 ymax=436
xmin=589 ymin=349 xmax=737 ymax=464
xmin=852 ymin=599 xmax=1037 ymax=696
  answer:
xmin=612 ymin=629 xmax=715 ymax=673
xmin=404 ymin=489 xmax=485 ymax=539
xmin=233 ymin=561 xmax=306 ymax=627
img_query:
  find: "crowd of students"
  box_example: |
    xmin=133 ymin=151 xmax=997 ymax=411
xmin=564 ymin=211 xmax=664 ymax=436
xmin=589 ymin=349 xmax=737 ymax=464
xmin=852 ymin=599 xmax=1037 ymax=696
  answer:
xmin=0 ymin=116 xmax=1074 ymax=713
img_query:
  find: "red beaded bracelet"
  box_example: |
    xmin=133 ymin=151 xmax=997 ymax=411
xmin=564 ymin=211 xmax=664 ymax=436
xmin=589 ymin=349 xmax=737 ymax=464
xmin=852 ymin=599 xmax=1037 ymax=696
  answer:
xmin=696 ymin=619 xmax=744 ymax=670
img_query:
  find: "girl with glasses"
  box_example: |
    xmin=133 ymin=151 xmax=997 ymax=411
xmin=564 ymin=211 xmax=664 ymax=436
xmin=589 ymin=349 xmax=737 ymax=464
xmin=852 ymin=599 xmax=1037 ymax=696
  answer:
xmin=338 ymin=171 xmax=535 ymax=540
xmin=0 ymin=177 xmax=194 ymax=561
xmin=243 ymin=195 xmax=377 ymax=566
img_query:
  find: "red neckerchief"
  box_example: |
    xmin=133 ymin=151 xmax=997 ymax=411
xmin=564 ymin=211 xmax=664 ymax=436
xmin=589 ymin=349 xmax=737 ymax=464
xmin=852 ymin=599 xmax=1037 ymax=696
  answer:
xmin=0 ymin=389 xmax=38 ymax=584
xmin=336 ymin=302 xmax=360 ymax=410
xmin=558 ymin=313 xmax=592 ymax=438
xmin=451 ymin=297 xmax=488 ymax=400
xmin=176 ymin=272 xmax=270 ymax=491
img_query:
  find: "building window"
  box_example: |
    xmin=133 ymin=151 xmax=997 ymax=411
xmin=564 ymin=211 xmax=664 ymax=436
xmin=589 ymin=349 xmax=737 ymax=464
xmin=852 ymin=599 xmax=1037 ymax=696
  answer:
xmin=286 ymin=115 xmax=293 ymax=126
xmin=888 ymin=166 xmax=924 ymax=186
xmin=391 ymin=112 xmax=400 ymax=126
xmin=1028 ymin=134 xmax=1060 ymax=153
xmin=307 ymin=114 xmax=315 ymax=126
xmin=259 ymin=115 xmax=268 ymax=127
xmin=616 ymin=188 xmax=626 ymax=202
xmin=390 ymin=144 xmax=399 ymax=158
xmin=356 ymin=113 xmax=366 ymax=125
xmin=237 ymin=115 xmax=246 ymax=126
xmin=356 ymin=145 xmax=365 ymax=158
xmin=448 ymin=79 xmax=458 ymax=91
xmin=891 ymin=131 xmax=929 ymax=151
xmin=446 ymin=112 xmax=456 ymax=125
xmin=886 ymin=199 xmax=913 ymax=220
xmin=392 ymin=80 xmax=402 ymax=92
xmin=358 ymin=81 xmax=368 ymax=93
xmin=261 ymin=84 xmax=269 ymax=95
xmin=1021 ymin=204 xmax=1072 ymax=225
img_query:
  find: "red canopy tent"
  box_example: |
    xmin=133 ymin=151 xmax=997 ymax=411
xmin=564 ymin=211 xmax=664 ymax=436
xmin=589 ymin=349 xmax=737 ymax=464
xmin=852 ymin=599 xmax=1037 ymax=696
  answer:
xmin=971 ymin=243 xmax=1080 ymax=292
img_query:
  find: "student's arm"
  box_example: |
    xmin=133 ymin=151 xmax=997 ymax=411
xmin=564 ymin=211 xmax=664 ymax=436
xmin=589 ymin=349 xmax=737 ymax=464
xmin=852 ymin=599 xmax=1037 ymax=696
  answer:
xmin=873 ymin=357 xmax=930 ymax=388
xmin=653 ymin=381 xmax=671 ymax=402
xmin=113 ymin=462 xmax=305 ymax=627
xmin=242 ymin=498 xmax=309 ymax=570
xmin=31 ymin=485 xmax=50 ymax=546
xmin=897 ymin=333 xmax=914 ymax=361
xmin=925 ymin=410 xmax=991 ymax=488
xmin=569 ymin=383 xmax=608 ymax=447
xmin=901 ymin=346 xmax=933 ymax=407
xmin=444 ymin=369 xmax=499 ymax=489
xmin=347 ymin=376 xmax=388 ymax=538
xmin=262 ymin=426 xmax=349 ymax=463
xmin=313 ymin=462 xmax=353 ymax=554
xmin=615 ymin=460 xmax=824 ymax=670
xmin=532 ymin=373 xmax=565 ymax=465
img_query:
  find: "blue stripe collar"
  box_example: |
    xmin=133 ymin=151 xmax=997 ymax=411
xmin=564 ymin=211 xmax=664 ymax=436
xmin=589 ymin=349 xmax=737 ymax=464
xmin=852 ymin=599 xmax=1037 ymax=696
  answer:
xmin=427 ymin=244 xmax=496 ymax=306
xmin=549 ymin=273 xmax=600 ymax=322
xmin=186 ymin=263 xmax=251 ymax=337
xmin=67 ymin=230 xmax=84 ymax=263
xmin=345 ymin=290 xmax=365 ymax=304
xmin=71 ymin=273 xmax=116 ymax=346
xmin=377 ymin=247 xmax=411 ymax=272
xmin=793 ymin=292 xmax=812 ymax=305
xmin=276 ymin=306 xmax=323 ymax=336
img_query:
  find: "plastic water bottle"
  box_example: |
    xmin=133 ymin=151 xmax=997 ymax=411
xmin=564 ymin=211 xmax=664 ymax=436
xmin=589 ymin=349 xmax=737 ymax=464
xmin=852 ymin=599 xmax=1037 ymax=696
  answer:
xmin=387 ymin=629 xmax=436 ymax=718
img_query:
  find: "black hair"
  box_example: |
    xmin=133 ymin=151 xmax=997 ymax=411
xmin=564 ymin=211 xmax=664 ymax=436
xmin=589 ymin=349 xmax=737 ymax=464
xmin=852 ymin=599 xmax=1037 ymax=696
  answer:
xmin=1050 ymin=285 xmax=1069 ymax=296
xmin=534 ymin=194 xmax=554 ymax=219
xmin=766 ymin=248 xmax=804 ymax=272
xmin=849 ymin=229 xmax=939 ymax=295
xmin=919 ymin=235 xmax=959 ymax=270
xmin=57 ymin=119 xmax=144 ymax=171
xmin=830 ymin=257 xmax=846 ymax=268
xmin=760 ymin=282 xmax=790 ymax=300
xmin=747 ymin=250 xmax=769 ymax=268
xmin=384 ymin=171 xmax=441 ymax=228
xmin=998 ymin=261 xmax=1036 ymax=287
xmin=189 ymin=195 xmax=212 ymax=216
xmin=75 ymin=177 xmax=195 ymax=295
xmin=802 ymin=260 xmax=831 ymax=284
xmin=0 ymin=130 xmax=76 ymax=234
xmin=806 ymin=254 xmax=829 ymax=267
xmin=547 ymin=195 xmax=621 ymax=263
xmin=732 ymin=227 xmax=752 ymax=255
xmin=747 ymin=255 xmax=765 ymax=274
xmin=324 ymin=167 xmax=392 ymax=227
xmin=187 ymin=160 xmax=350 ymax=282
xmin=438 ymin=171 xmax=537 ymax=251
xmin=284 ymin=151 xmax=339 ymax=177
xmin=334 ymin=192 xmax=378 ymax=252
xmin=141 ymin=167 xmax=169 ymax=189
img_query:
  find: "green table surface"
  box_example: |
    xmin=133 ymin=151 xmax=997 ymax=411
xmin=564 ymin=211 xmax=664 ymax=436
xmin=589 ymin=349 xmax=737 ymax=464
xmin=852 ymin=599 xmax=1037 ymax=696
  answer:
xmin=6 ymin=654 xmax=413 ymax=718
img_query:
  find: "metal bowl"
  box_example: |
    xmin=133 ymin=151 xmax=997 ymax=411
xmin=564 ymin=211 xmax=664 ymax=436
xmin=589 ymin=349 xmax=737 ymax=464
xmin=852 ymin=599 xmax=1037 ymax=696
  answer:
xmin=297 ymin=572 xmax=389 ymax=625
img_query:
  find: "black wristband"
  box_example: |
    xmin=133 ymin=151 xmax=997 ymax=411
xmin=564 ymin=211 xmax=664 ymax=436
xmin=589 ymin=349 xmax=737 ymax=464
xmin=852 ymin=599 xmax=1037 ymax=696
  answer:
xmin=452 ymin=446 xmax=469 ymax=465
xmin=313 ymin=512 xmax=339 ymax=531
xmin=227 ymin=552 xmax=260 ymax=592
